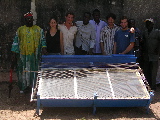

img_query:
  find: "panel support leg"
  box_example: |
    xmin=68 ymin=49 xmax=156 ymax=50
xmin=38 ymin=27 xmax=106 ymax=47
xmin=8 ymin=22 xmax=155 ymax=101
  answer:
xmin=36 ymin=95 xmax=40 ymax=115
xmin=146 ymin=91 xmax=154 ymax=114
xmin=93 ymin=93 xmax=98 ymax=115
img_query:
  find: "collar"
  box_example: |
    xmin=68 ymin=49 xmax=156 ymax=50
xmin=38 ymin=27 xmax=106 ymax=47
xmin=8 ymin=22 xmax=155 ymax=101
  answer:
xmin=92 ymin=19 xmax=101 ymax=25
xmin=106 ymin=24 xmax=117 ymax=29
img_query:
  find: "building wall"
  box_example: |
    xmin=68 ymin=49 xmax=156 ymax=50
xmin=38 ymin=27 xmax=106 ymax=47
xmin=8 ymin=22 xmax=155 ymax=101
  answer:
xmin=0 ymin=0 xmax=159 ymax=69
xmin=0 ymin=0 xmax=31 ymax=69
xmin=36 ymin=0 xmax=123 ymax=30
xmin=123 ymin=0 xmax=160 ymax=30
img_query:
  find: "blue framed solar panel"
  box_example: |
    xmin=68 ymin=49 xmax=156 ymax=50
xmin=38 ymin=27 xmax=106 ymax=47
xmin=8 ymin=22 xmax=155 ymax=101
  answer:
xmin=31 ymin=55 xmax=153 ymax=115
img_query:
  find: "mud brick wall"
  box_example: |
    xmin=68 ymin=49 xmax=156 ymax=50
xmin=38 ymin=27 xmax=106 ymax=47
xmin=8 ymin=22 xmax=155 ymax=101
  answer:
xmin=36 ymin=0 xmax=123 ymax=30
xmin=123 ymin=0 xmax=160 ymax=30
xmin=0 ymin=0 xmax=31 ymax=70
xmin=0 ymin=0 xmax=160 ymax=70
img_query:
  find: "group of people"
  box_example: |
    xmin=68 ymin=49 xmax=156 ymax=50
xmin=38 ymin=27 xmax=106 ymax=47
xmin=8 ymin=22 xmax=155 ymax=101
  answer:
xmin=46 ymin=9 xmax=107 ymax=55
xmin=11 ymin=9 xmax=160 ymax=93
xmin=45 ymin=9 xmax=136 ymax=56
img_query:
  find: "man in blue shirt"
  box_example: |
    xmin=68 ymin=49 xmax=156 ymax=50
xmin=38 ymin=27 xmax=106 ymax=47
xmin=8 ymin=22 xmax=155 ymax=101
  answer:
xmin=113 ymin=16 xmax=135 ymax=54
xmin=89 ymin=9 xmax=107 ymax=55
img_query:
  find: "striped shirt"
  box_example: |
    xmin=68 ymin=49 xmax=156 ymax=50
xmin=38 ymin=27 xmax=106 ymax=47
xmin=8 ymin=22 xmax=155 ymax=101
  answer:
xmin=100 ymin=24 xmax=120 ymax=55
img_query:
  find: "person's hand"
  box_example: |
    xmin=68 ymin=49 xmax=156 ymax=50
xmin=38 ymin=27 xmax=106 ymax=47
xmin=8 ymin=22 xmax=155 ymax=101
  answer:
xmin=119 ymin=53 xmax=124 ymax=54
xmin=102 ymin=51 xmax=106 ymax=55
xmin=130 ymin=27 xmax=135 ymax=33
xmin=42 ymin=47 xmax=47 ymax=55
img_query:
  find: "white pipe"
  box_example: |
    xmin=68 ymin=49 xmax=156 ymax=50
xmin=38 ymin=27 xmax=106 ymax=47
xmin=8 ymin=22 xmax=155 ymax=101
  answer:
xmin=31 ymin=0 xmax=37 ymax=25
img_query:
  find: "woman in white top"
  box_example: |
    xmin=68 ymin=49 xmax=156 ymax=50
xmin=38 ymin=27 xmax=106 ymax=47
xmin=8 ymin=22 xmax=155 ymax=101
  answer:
xmin=59 ymin=12 xmax=77 ymax=55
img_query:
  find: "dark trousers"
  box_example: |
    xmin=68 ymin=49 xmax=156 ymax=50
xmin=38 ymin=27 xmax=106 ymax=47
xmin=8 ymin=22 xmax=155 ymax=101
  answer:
xmin=75 ymin=46 xmax=88 ymax=55
xmin=93 ymin=53 xmax=102 ymax=55
xmin=137 ymin=56 xmax=144 ymax=69
xmin=142 ymin=60 xmax=158 ymax=90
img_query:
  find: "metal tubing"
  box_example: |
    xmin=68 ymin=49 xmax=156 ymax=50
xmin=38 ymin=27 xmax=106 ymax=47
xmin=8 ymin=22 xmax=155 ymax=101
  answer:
xmin=93 ymin=92 xmax=98 ymax=115
xmin=146 ymin=91 xmax=154 ymax=114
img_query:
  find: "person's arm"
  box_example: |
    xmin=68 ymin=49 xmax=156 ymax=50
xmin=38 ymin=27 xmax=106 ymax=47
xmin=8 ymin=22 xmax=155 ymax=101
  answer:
xmin=89 ymin=26 xmax=96 ymax=55
xmin=42 ymin=47 xmax=47 ymax=55
xmin=100 ymin=29 xmax=105 ymax=55
xmin=100 ymin=42 xmax=105 ymax=55
xmin=60 ymin=31 xmax=64 ymax=55
xmin=10 ymin=31 xmax=19 ymax=69
xmin=44 ymin=31 xmax=47 ymax=37
xmin=120 ymin=42 xmax=135 ymax=54
xmin=113 ymin=31 xmax=118 ymax=54
xmin=113 ymin=42 xmax=117 ymax=54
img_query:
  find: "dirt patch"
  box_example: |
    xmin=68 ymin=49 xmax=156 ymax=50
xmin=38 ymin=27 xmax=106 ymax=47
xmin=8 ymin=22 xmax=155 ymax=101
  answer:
xmin=0 ymin=71 xmax=160 ymax=120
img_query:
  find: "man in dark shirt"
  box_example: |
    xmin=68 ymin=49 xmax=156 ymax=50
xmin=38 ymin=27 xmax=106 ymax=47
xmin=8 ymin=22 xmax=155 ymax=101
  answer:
xmin=128 ymin=19 xmax=142 ymax=57
xmin=142 ymin=18 xmax=160 ymax=91
xmin=128 ymin=19 xmax=143 ymax=68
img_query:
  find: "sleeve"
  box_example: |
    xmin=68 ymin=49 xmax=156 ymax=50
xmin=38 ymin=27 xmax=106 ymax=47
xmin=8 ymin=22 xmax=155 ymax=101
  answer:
xmin=11 ymin=32 xmax=20 ymax=53
xmin=104 ymin=21 xmax=107 ymax=27
xmin=100 ymin=28 xmax=104 ymax=42
xmin=90 ymin=26 xmax=96 ymax=48
xmin=129 ymin=32 xmax=135 ymax=42
xmin=58 ymin=24 xmax=63 ymax=32
xmin=41 ymin=29 xmax=47 ymax=48
xmin=116 ymin=26 xmax=121 ymax=32
xmin=75 ymin=21 xmax=83 ymax=27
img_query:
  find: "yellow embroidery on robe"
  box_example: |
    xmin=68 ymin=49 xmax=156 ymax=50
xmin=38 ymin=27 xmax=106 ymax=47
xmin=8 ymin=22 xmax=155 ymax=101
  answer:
xmin=17 ymin=25 xmax=41 ymax=55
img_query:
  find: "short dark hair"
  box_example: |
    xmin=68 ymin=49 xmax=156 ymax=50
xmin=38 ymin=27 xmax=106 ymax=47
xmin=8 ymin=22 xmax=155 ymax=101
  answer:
xmin=106 ymin=13 xmax=116 ymax=20
xmin=128 ymin=19 xmax=135 ymax=23
xmin=120 ymin=16 xmax=128 ymax=22
xmin=65 ymin=11 xmax=75 ymax=17
xmin=128 ymin=19 xmax=136 ymax=28
xmin=93 ymin=9 xmax=100 ymax=14
xmin=49 ymin=16 xmax=58 ymax=23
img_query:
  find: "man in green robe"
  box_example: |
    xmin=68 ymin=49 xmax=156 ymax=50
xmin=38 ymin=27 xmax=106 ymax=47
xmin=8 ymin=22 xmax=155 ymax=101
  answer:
xmin=11 ymin=12 xmax=46 ymax=93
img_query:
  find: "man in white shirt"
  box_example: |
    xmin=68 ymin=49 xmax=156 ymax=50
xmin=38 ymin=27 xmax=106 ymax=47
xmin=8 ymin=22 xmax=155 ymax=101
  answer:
xmin=89 ymin=9 xmax=107 ymax=55
xmin=75 ymin=12 xmax=96 ymax=55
